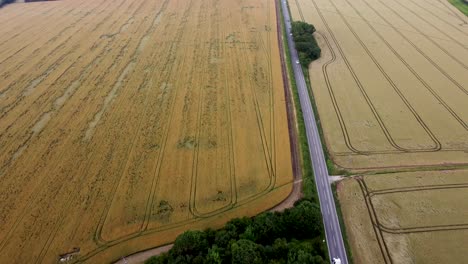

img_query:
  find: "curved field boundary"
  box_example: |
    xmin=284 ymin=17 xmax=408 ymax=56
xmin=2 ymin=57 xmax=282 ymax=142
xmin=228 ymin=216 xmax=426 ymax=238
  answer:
xmin=316 ymin=0 xmax=442 ymax=151
xmin=93 ymin=0 xmax=185 ymax=245
xmin=189 ymin=0 xmax=236 ymax=218
xmin=78 ymin=183 xmax=294 ymax=263
xmin=77 ymin=0 xmax=298 ymax=260
xmin=356 ymin=177 xmax=392 ymax=264
xmin=338 ymin=0 xmax=467 ymax=130
xmin=289 ymin=0 xmax=468 ymax=167
xmin=295 ymin=0 xmax=447 ymax=155
xmin=190 ymin=0 xmax=279 ymax=218
xmin=355 ymin=177 xmax=468 ymax=263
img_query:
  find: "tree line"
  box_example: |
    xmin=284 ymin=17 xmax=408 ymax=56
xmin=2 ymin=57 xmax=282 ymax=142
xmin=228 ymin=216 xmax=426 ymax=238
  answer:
xmin=291 ymin=21 xmax=321 ymax=67
xmin=145 ymin=199 xmax=327 ymax=264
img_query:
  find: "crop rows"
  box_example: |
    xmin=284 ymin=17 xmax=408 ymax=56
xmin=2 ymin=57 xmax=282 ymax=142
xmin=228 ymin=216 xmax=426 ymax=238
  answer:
xmin=337 ymin=170 xmax=468 ymax=263
xmin=0 ymin=0 xmax=293 ymax=262
xmin=290 ymin=0 xmax=468 ymax=170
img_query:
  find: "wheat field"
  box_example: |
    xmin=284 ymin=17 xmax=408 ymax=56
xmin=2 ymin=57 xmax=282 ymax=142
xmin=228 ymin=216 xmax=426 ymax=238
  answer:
xmin=289 ymin=0 xmax=468 ymax=171
xmin=337 ymin=170 xmax=468 ymax=263
xmin=0 ymin=0 xmax=293 ymax=262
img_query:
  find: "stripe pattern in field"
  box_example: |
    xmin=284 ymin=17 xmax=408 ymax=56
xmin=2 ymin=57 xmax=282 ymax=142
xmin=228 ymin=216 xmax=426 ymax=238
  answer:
xmin=0 ymin=0 xmax=293 ymax=262
xmin=337 ymin=170 xmax=468 ymax=264
xmin=289 ymin=0 xmax=468 ymax=170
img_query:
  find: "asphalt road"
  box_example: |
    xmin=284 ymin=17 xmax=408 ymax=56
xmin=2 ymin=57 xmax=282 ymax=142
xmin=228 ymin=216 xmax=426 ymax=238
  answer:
xmin=279 ymin=1 xmax=349 ymax=263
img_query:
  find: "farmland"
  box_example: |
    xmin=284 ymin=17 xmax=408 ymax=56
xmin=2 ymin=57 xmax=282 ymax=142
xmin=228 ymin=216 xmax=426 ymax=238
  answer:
xmin=289 ymin=0 xmax=468 ymax=171
xmin=287 ymin=0 xmax=468 ymax=262
xmin=336 ymin=170 xmax=468 ymax=264
xmin=0 ymin=0 xmax=293 ymax=263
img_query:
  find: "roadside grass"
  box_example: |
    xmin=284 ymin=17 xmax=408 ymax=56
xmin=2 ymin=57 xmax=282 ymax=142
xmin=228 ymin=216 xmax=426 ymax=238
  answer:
xmin=279 ymin=1 xmax=329 ymax=259
xmin=281 ymin=0 xmax=353 ymax=261
xmin=332 ymin=183 xmax=354 ymax=264
xmin=301 ymin=68 xmax=350 ymax=176
xmin=448 ymin=0 xmax=468 ymax=16
xmin=279 ymin=0 xmax=318 ymax=201
xmin=284 ymin=0 xmax=350 ymax=176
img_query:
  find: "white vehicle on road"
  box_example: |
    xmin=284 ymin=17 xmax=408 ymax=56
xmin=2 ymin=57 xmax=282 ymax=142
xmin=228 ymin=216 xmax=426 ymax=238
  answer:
xmin=295 ymin=60 xmax=300 ymax=64
xmin=333 ymin=258 xmax=342 ymax=264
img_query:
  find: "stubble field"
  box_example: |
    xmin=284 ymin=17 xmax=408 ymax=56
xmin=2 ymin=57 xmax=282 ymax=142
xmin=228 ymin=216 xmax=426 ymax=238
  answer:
xmin=0 ymin=0 xmax=293 ymax=262
xmin=289 ymin=0 xmax=468 ymax=171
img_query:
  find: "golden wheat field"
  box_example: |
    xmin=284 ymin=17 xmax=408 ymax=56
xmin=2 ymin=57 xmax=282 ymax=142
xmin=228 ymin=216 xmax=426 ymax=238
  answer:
xmin=337 ymin=170 xmax=468 ymax=264
xmin=289 ymin=0 xmax=468 ymax=171
xmin=0 ymin=0 xmax=293 ymax=262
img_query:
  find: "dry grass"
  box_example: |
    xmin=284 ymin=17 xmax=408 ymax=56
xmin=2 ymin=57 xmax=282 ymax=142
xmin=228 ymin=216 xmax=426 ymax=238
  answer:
xmin=0 ymin=0 xmax=293 ymax=262
xmin=337 ymin=170 xmax=468 ymax=264
xmin=289 ymin=0 xmax=468 ymax=171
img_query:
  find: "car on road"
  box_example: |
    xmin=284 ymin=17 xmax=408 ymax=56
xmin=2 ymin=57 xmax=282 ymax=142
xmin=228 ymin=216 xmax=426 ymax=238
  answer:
xmin=333 ymin=258 xmax=342 ymax=264
xmin=295 ymin=60 xmax=300 ymax=64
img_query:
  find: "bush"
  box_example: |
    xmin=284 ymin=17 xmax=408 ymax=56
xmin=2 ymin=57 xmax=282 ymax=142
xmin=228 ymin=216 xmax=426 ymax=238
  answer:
xmin=170 ymin=230 xmax=209 ymax=259
xmin=291 ymin=21 xmax=321 ymax=67
xmin=231 ymin=239 xmax=264 ymax=264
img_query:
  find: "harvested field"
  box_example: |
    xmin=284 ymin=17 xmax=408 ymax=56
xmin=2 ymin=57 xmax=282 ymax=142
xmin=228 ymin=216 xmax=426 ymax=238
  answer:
xmin=0 ymin=0 xmax=293 ymax=263
xmin=336 ymin=170 xmax=468 ymax=264
xmin=289 ymin=0 xmax=468 ymax=171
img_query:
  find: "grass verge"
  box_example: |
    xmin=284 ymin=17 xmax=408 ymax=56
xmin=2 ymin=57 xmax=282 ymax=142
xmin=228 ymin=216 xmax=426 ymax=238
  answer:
xmin=448 ymin=0 xmax=468 ymax=16
xmin=301 ymin=68 xmax=349 ymax=176
xmin=279 ymin=0 xmax=317 ymax=200
xmin=332 ymin=183 xmax=354 ymax=264
xmin=284 ymin=0 xmax=349 ymax=176
xmin=281 ymin=0 xmax=352 ymax=261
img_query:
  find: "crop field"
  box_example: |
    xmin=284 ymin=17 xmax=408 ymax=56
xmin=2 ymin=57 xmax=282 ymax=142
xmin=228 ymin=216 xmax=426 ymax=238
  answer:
xmin=288 ymin=0 xmax=468 ymax=171
xmin=0 ymin=0 xmax=294 ymax=262
xmin=337 ymin=170 xmax=468 ymax=263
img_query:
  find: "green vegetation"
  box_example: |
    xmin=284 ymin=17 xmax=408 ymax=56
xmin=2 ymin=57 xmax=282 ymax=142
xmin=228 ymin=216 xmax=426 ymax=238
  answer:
xmin=291 ymin=21 xmax=321 ymax=68
xmin=448 ymin=0 xmax=468 ymax=16
xmin=301 ymin=68 xmax=349 ymax=176
xmin=286 ymin=6 xmax=348 ymax=176
xmin=280 ymin=0 xmax=317 ymax=200
xmin=145 ymin=199 xmax=327 ymax=264
xmin=144 ymin=4 xmax=329 ymax=263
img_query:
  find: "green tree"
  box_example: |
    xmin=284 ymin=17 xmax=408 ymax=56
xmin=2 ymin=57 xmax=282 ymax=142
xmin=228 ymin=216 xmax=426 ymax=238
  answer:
xmin=249 ymin=212 xmax=282 ymax=244
xmin=144 ymin=253 xmax=169 ymax=264
xmin=291 ymin=21 xmax=321 ymax=66
xmin=170 ymin=230 xmax=209 ymax=258
xmin=283 ymin=200 xmax=323 ymax=239
xmin=206 ymin=245 xmax=222 ymax=264
xmin=231 ymin=239 xmax=264 ymax=264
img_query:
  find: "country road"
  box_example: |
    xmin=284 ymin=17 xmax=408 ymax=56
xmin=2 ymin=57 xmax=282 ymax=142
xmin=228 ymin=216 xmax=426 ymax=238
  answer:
xmin=279 ymin=1 xmax=349 ymax=263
